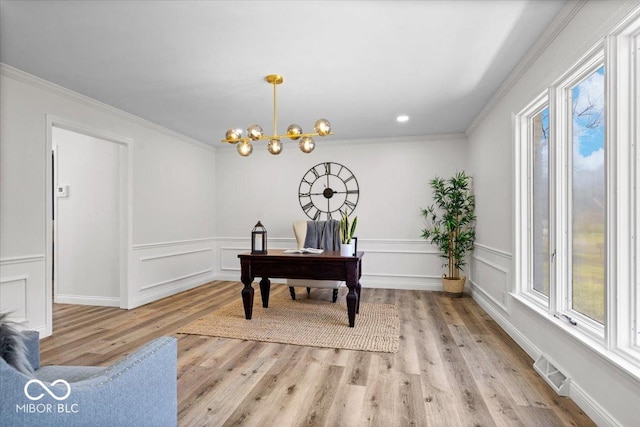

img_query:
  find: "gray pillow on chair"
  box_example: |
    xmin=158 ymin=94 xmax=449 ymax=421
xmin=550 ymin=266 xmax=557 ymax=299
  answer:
xmin=0 ymin=312 xmax=34 ymax=375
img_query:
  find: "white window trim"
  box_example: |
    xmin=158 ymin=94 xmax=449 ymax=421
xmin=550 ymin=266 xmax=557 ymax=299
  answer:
xmin=554 ymin=47 xmax=606 ymax=342
xmin=514 ymin=92 xmax=550 ymax=313
xmin=634 ymin=30 xmax=640 ymax=353
xmin=605 ymin=10 xmax=640 ymax=360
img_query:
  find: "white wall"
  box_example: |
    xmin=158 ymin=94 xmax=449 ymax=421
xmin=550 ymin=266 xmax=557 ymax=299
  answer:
xmin=214 ymin=135 xmax=469 ymax=289
xmin=467 ymin=1 xmax=640 ymax=425
xmin=0 ymin=65 xmax=216 ymax=336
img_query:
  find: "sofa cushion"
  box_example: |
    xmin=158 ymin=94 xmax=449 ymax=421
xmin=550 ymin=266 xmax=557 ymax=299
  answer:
xmin=0 ymin=312 xmax=34 ymax=375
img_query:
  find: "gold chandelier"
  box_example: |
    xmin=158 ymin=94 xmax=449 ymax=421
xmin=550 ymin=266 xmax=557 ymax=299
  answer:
xmin=221 ymin=74 xmax=332 ymax=156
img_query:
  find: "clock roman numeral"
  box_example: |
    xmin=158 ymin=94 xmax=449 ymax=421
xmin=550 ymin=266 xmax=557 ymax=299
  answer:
xmin=323 ymin=162 xmax=331 ymax=175
xmin=302 ymin=201 xmax=314 ymax=212
xmin=302 ymin=201 xmax=321 ymax=220
xmin=345 ymin=200 xmax=357 ymax=211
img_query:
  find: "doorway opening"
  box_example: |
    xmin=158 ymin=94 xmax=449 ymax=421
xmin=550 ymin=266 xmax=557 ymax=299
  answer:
xmin=45 ymin=117 xmax=131 ymax=336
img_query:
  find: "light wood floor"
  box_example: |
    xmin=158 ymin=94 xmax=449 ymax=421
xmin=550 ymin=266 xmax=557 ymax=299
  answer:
xmin=41 ymin=281 xmax=594 ymax=426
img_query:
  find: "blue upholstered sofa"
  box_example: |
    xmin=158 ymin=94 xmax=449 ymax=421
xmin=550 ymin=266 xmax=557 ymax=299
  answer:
xmin=0 ymin=331 xmax=177 ymax=426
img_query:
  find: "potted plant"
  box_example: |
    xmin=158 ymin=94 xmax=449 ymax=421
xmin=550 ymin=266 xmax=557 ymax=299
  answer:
xmin=420 ymin=171 xmax=476 ymax=297
xmin=339 ymin=209 xmax=358 ymax=256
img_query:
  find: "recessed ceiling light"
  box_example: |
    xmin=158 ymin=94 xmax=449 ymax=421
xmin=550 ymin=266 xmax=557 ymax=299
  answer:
xmin=396 ymin=115 xmax=409 ymax=123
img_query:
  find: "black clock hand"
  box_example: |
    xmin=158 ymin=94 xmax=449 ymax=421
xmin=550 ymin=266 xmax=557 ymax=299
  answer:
xmin=307 ymin=188 xmax=336 ymax=199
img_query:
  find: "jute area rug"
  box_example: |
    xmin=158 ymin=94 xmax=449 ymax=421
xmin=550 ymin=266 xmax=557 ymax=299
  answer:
xmin=178 ymin=291 xmax=399 ymax=353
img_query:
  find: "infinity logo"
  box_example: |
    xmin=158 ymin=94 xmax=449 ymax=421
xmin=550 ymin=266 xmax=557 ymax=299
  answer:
xmin=24 ymin=379 xmax=71 ymax=401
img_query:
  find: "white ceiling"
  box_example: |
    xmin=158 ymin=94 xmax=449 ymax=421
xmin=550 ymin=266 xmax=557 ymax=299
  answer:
xmin=0 ymin=0 xmax=567 ymax=147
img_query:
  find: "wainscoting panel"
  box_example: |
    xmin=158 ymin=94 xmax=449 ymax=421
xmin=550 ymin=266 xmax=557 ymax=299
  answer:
xmin=469 ymin=243 xmax=512 ymax=313
xmin=214 ymin=237 xmax=447 ymax=290
xmin=0 ymin=275 xmax=28 ymax=320
xmin=131 ymin=238 xmax=215 ymax=307
xmin=0 ymin=255 xmax=47 ymax=333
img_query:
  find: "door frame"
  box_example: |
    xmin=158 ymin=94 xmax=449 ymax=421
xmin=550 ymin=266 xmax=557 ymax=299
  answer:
xmin=45 ymin=115 xmax=133 ymax=334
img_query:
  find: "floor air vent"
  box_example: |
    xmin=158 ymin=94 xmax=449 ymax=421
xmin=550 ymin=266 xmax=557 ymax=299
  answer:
xmin=533 ymin=355 xmax=570 ymax=396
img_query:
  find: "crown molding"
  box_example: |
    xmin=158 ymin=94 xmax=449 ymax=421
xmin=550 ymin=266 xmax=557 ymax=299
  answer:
xmin=0 ymin=63 xmax=214 ymax=152
xmin=325 ymin=133 xmax=468 ymax=146
xmin=465 ymin=0 xmax=587 ymax=136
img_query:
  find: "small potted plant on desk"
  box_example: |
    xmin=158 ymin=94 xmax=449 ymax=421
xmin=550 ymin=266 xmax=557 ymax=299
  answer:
xmin=420 ymin=171 xmax=476 ymax=297
xmin=340 ymin=210 xmax=358 ymax=256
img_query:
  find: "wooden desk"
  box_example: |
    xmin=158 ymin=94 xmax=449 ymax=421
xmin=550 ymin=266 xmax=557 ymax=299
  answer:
xmin=238 ymin=250 xmax=364 ymax=327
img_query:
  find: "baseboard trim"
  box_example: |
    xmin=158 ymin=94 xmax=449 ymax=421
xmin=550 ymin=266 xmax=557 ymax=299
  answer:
xmin=467 ymin=278 xmax=509 ymax=314
xmin=470 ymin=286 xmax=539 ymax=360
xmin=570 ymin=381 xmax=619 ymax=427
xmin=55 ymin=294 xmax=120 ymax=307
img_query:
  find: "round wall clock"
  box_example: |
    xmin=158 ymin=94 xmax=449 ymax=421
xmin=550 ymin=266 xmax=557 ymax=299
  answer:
xmin=298 ymin=162 xmax=359 ymax=220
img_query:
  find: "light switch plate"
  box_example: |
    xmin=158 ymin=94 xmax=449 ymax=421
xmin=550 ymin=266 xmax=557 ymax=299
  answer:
xmin=56 ymin=185 xmax=69 ymax=197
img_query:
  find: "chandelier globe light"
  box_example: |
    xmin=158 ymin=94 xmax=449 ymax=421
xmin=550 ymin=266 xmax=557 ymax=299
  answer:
xmin=222 ymin=74 xmax=332 ymax=156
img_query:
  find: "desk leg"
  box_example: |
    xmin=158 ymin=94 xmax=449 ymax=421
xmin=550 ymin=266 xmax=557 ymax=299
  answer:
xmin=241 ymin=278 xmax=254 ymax=320
xmin=260 ymin=277 xmax=271 ymax=308
xmin=346 ymin=286 xmax=357 ymax=328
xmin=356 ymin=281 xmax=361 ymax=314
xmin=346 ymin=260 xmax=360 ymax=327
xmin=240 ymin=258 xmax=254 ymax=320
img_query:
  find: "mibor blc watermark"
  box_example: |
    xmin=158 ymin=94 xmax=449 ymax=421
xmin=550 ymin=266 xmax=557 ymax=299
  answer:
xmin=16 ymin=379 xmax=79 ymax=414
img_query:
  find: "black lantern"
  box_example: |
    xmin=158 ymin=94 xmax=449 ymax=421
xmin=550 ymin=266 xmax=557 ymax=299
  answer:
xmin=251 ymin=221 xmax=267 ymax=254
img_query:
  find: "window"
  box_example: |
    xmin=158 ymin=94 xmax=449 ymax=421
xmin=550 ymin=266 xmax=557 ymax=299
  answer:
xmin=532 ymin=106 xmax=550 ymax=299
xmin=517 ymin=52 xmax=607 ymax=338
xmin=569 ymin=66 xmax=606 ymax=324
xmin=516 ymin=9 xmax=640 ymax=374
xmin=516 ymin=94 xmax=551 ymax=309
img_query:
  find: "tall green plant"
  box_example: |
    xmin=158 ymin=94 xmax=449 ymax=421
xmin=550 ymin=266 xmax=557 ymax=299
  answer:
xmin=420 ymin=171 xmax=476 ymax=279
xmin=340 ymin=210 xmax=358 ymax=244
